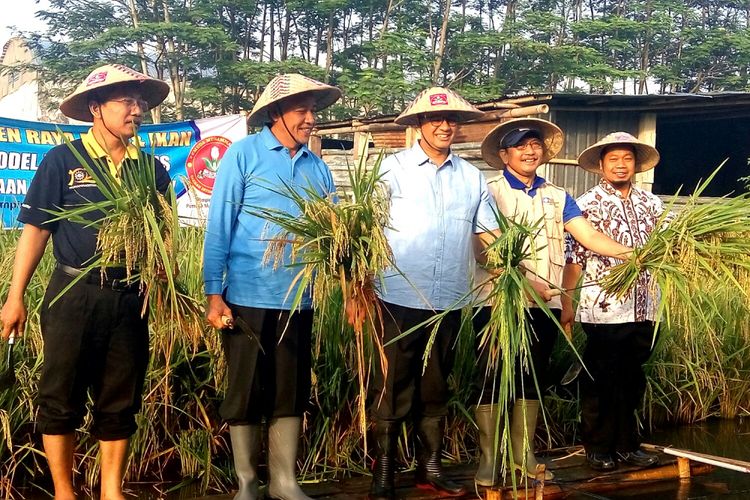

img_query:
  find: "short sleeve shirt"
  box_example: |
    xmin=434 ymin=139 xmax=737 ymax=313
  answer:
xmin=18 ymin=131 xmax=170 ymax=268
xmin=566 ymin=179 xmax=667 ymax=323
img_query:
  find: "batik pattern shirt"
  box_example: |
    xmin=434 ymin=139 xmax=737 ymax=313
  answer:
xmin=566 ymin=179 xmax=668 ymax=324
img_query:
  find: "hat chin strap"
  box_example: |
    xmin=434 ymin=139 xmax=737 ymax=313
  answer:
xmin=276 ymin=104 xmax=306 ymax=153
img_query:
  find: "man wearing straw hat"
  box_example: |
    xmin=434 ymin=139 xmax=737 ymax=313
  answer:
xmin=472 ymin=118 xmax=633 ymax=486
xmin=368 ymin=87 xmax=497 ymax=500
xmin=0 ymin=64 xmax=170 ymax=500
xmin=203 ymin=73 xmax=340 ymax=500
xmin=561 ymin=132 xmax=665 ymax=472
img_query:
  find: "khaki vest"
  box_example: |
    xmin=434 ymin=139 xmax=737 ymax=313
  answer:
xmin=484 ymin=175 xmax=567 ymax=310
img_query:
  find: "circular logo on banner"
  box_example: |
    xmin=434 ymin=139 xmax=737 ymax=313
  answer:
xmin=185 ymin=136 xmax=233 ymax=195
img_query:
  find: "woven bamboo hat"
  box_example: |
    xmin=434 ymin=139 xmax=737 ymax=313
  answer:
xmin=394 ymin=87 xmax=483 ymax=126
xmin=60 ymin=64 xmax=170 ymax=122
xmin=577 ymin=131 xmax=660 ymax=173
xmin=247 ymin=73 xmax=342 ymax=126
xmin=481 ymin=118 xmax=564 ymax=169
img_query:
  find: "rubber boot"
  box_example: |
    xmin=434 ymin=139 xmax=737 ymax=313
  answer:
xmin=414 ymin=416 xmax=467 ymax=497
xmin=229 ymin=425 xmax=261 ymax=500
xmin=267 ymin=417 xmax=312 ymax=500
xmin=474 ymin=404 xmax=501 ymax=487
xmin=369 ymin=420 xmax=398 ymax=500
xmin=510 ymin=399 xmax=554 ymax=480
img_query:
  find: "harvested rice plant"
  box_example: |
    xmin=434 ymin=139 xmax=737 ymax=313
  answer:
xmin=2 ymin=183 xmax=750 ymax=498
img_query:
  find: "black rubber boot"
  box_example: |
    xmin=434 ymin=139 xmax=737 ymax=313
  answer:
xmin=369 ymin=420 xmax=398 ymax=500
xmin=415 ymin=416 xmax=467 ymax=497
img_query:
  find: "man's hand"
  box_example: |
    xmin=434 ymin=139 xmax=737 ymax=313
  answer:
xmin=206 ymin=294 xmax=233 ymax=330
xmin=528 ymin=279 xmax=553 ymax=303
xmin=1 ymin=297 xmax=27 ymax=341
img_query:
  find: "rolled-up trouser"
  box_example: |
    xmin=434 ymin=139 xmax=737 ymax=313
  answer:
xmin=37 ymin=267 xmax=149 ymax=441
xmin=369 ymin=301 xmax=462 ymax=422
xmin=472 ymin=306 xmax=561 ymax=405
xmin=219 ymin=305 xmax=313 ymax=425
xmin=580 ymin=321 xmax=656 ymax=454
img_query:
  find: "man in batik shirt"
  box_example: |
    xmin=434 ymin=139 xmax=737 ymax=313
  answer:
xmin=562 ymin=132 xmax=668 ymax=472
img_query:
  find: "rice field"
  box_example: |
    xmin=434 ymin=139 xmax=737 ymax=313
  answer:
xmin=1 ymin=204 xmax=749 ymax=498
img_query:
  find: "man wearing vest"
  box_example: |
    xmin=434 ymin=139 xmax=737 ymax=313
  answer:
xmin=561 ymin=132 xmax=664 ymax=472
xmin=0 ymin=64 xmax=171 ymax=500
xmin=203 ymin=73 xmax=340 ymax=500
xmin=368 ymin=87 xmax=498 ymax=500
xmin=472 ymin=118 xmax=633 ymax=486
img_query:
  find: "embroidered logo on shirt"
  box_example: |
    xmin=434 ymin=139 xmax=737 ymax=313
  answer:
xmin=68 ymin=168 xmax=96 ymax=187
xmin=429 ymin=93 xmax=449 ymax=106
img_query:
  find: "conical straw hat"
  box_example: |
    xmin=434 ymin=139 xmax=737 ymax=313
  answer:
xmin=394 ymin=87 xmax=483 ymax=126
xmin=577 ymin=131 xmax=660 ymax=173
xmin=481 ymin=118 xmax=564 ymax=169
xmin=60 ymin=64 xmax=170 ymax=122
xmin=247 ymin=73 xmax=342 ymax=126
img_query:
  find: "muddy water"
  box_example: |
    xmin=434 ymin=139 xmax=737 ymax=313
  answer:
xmin=567 ymin=417 xmax=750 ymax=499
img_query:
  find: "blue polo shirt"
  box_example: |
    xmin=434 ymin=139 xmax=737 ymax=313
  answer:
xmin=203 ymin=126 xmax=335 ymax=310
xmin=503 ymin=169 xmax=582 ymax=223
xmin=378 ymin=142 xmax=499 ymax=310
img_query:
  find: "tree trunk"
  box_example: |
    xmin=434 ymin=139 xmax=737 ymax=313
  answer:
xmin=126 ymin=0 xmax=161 ymax=123
xmin=433 ymin=0 xmax=451 ymax=84
xmin=325 ymin=10 xmax=335 ymax=82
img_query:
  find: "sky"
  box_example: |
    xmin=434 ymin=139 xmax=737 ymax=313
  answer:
xmin=1 ymin=0 xmax=50 ymax=45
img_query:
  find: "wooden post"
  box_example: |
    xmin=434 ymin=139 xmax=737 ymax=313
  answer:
xmin=635 ymin=113 xmax=656 ymax=192
xmin=677 ymin=456 xmax=692 ymax=480
xmin=405 ymin=126 xmax=418 ymax=148
xmin=485 ymin=489 xmax=502 ymax=500
xmin=535 ymin=464 xmax=546 ymax=500
xmin=309 ymin=133 xmax=322 ymax=156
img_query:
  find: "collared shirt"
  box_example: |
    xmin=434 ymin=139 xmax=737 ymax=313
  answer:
xmin=566 ymin=179 xmax=667 ymax=324
xmin=18 ymin=128 xmax=170 ymax=268
xmin=203 ymin=126 xmax=335 ymax=310
xmin=502 ymin=169 xmax=582 ymax=223
xmin=377 ymin=141 xmax=499 ymax=310
xmin=81 ymin=129 xmax=140 ymax=178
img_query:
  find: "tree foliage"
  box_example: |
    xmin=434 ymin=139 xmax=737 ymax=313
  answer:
xmin=19 ymin=0 xmax=750 ymax=122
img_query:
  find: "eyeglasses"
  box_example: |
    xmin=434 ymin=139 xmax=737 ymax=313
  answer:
xmin=510 ymin=141 xmax=544 ymax=151
xmin=424 ymin=115 xmax=458 ymax=127
xmin=109 ymin=97 xmax=150 ymax=111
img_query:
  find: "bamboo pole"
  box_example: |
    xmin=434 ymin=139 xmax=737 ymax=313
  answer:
xmin=642 ymin=443 xmax=750 ymax=474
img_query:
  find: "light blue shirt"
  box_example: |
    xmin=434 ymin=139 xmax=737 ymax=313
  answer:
xmin=203 ymin=126 xmax=336 ymax=309
xmin=378 ymin=142 xmax=499 ymax=310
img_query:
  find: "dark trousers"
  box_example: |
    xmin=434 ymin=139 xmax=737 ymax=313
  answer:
xmin=472 ymin=306 xmax=561 ymax=405
xmin=219 ymin=305 xmax=313 ymax=425
xmin=37 ymin=268 xmax=149 ymax=441
xmin=580 ymin=321 xmax=656 ymax=454
xmin=369 ymin=302 xmax=462 ymax=422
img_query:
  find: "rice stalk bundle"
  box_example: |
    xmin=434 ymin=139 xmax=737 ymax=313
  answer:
xmin=47 ymin=135 xmax=204 ymax=330
xmin=251 ymin=152 xmax=393 ymax=439
xmin=475 ymin=209 xmax=565 ymax=483
xmin=600 ymin=169 xmax=750 ymax=335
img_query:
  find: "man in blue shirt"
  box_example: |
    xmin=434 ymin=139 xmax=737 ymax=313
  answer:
xmin=472 ymin=118 xmax=633 ymax=486
xmin=203 ymin=73 xmax=340 ymax=500
xmin=368 ymin=87 xmax=498 ymax=500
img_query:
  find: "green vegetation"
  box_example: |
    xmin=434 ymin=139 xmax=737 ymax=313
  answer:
xmin=8 ymin=1 xmax=750 ymax=123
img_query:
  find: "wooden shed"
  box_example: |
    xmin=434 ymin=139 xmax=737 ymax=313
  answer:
xmin=312 ymin=92 xmax=750 ymax=199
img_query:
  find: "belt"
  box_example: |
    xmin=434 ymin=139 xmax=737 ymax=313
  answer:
xmin=56 ymin=263 xmax=140 ymax=292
